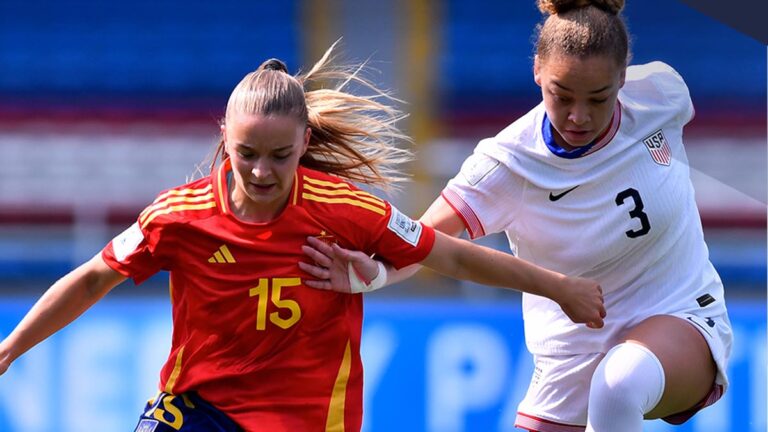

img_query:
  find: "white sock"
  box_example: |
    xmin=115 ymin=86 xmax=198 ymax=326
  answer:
xmin=586 ymin=342 xmax=666 ymax=432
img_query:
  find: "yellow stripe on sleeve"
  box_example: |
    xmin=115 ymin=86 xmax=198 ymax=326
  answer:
xmin=149 ymin=185 xmax=213 ymax=206
xmin=302 ymin=176 xmax=384 ymax=203
xmin=325 ymin=340 xmax=351 ymax=432
xmin=140 ymin=202 xmax=217 ymax=229
xmin=303 ymin=184 xmax=386 ymax=208
xmin=140 ymin=193 xmax=214 ymax=225
xmin=303 ymin=176 xmax=351 ymax=189
xmin=302 ymin=193 xmax=386 ymax=215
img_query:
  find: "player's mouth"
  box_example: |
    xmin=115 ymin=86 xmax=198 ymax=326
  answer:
xmin=563 ymin=129 xmax=592 ymax=145
xmin=248 ymin=183 xmax=277 ymax=194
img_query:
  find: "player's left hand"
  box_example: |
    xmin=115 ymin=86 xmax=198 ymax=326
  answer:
xmin=300 ymin=236 xmax=378 ymax=293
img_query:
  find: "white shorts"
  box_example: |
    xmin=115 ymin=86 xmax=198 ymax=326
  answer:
xmin=514 ymin=311 xmax=732 ymax=432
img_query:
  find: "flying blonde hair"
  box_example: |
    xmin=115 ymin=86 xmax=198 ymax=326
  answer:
xmin=206 ymin=40 xmax=413 ymax=191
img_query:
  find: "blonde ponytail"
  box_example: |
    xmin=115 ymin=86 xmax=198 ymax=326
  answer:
xmin=297 ymin=41 xmax=412 ymax=190
xmin=205 ymin=41 xmax=412 ymax=191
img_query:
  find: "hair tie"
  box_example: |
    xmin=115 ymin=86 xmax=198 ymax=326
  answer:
xmin=263 ymin=58 xmax=289 ymax=73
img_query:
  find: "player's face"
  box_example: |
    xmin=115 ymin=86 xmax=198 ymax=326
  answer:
xmin=223 ymin=113 xmax=310 ymax=222
xmin=535 ymin=54 xmax=625 ymax=149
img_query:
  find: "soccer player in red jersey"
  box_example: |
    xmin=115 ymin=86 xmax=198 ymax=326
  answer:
xmin=0 ymin=44 xmax=604 ymax=432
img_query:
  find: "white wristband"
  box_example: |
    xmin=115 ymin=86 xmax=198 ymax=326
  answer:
xmin=348 ymin=260 xmax=388 ymax=294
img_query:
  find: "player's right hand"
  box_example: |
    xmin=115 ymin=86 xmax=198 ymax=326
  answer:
xmin=554 ymin=276 xmax=606 ymax=329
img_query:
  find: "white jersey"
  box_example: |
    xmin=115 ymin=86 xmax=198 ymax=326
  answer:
xmin=444 ymin=62 xmax=728 ymax=355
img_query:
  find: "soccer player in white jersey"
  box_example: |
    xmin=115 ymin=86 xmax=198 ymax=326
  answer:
xmin=300 ymin=0 xmax=733 ymax=431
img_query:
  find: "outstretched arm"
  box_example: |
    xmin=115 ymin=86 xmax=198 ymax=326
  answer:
xmin=301 ymin=230 xmax=605 ymax=327
xmin=301 ymin=196 xmax=605 ymax=326
xmin=422 ymin=232 xmax=605 ymax=327
xmin=0 ymin=254 xmax=126 ymax=376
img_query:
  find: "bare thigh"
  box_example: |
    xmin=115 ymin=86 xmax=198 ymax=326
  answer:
xmin=621 ymin=314 xmax=716 ymax=419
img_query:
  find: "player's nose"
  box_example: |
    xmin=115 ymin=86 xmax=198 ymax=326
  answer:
xmin=568 ymin=105 xmax=590 ymax=126
xmin=251 ymin=159 xmax=271 ymax=178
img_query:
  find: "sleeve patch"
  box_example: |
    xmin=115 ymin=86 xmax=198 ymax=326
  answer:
xmin=112 ymin=222 xmax=145 ymax=262
xmin=461 ymin=153 xmax=500 ymax=186
xmin=387 ymin=205 xmax=423 ymax=247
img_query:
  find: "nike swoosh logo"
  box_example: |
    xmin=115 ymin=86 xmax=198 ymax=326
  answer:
xmin=549 ymin=186 xmax=579 ymax=201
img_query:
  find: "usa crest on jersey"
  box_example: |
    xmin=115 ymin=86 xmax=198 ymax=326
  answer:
xmin=642 ymin=129 xmax=671 ymax=165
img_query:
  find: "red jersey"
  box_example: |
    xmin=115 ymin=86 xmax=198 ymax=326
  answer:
xmin=102 ymin=160 xmax=435 ymax=431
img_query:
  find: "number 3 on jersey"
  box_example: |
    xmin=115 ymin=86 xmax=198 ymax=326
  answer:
xmin=249 ymin=278 xmax=302 ymax=330
xmin=615 ymin=188 xmax=651 ymax=238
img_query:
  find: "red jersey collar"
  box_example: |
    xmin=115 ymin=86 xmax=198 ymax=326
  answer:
xmin=212 ymin=158 xmax=301 ymax=217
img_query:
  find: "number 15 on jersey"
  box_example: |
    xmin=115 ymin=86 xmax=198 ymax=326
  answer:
xmin=249 ymin=278 xmax=303 ymax=330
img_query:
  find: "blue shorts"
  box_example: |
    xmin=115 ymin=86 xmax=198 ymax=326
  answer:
xmin=133 ymin=392 xmax=242 ymax=432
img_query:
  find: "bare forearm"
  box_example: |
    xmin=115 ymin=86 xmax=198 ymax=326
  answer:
xmin=382 ymin=262 xmax=422 ymax=285
xmin=422 ymin=234 xmax=561 ymax=299
xmin=0 ymin=255 xmax=122 ymax=365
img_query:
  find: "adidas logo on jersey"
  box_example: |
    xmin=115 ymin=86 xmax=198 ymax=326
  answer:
xmin=208 ymin=245 xmax=236 ymax=263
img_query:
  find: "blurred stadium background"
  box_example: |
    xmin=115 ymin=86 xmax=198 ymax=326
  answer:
xmin=0 ymin=1 xmax=765 ymax=431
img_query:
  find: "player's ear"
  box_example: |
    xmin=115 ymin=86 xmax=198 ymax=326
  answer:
xmin=300 ymin=126 xmax=311 ymax=156
xmin=220 ymin=123 xmax=230 ymax=158
xmin=533 ymin=55 xmax=543 ymax=87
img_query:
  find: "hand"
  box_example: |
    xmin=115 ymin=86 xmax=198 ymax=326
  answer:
xmin=299 ymin=236 xmax=380 ymax=293
xmin=0 ymin=348 xmax=11 ymax=377
xmin=553 ymin=276 xmax=606 ymax=329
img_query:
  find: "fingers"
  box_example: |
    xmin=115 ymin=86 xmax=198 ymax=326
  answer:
xmin=301 ymin=245 xmax=334 ymax=269
xmin=298 ymin=260 xmax=331 ymax=280
xmin=303 ymin=278 xmax=334 ymax=290
xmin=331 ymin=242 xmax=368 ymax=265
xmin=306 ymin=236 xmax=336 ymax=255
xmin=306 ymin=236 xmax=360 ymax=263
xmin=586 ymin=298 xmax=606 ymax=329
xmin=586 ymin=315 xmax=605 ymax=329
xmin=331 ymin=242 xmax=353 ymax=260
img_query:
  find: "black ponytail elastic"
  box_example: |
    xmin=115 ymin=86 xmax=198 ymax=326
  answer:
xmin=262 ymin=58 xmax=289 ymax=73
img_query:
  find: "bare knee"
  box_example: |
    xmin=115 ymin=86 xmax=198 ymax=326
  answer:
xmin=621 ymin=315 xmax=716 ymax=418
